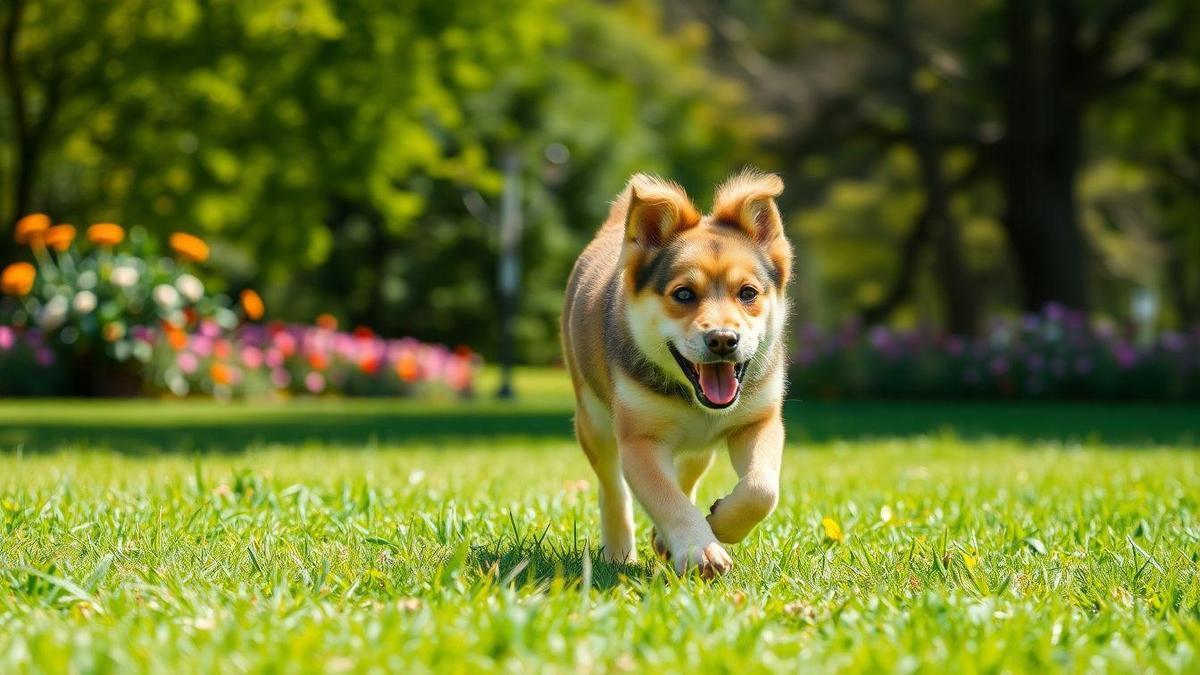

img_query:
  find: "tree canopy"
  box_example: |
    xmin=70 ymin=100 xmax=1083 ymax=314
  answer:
xmin=3 ymin=0 xmax=1196 ymax=361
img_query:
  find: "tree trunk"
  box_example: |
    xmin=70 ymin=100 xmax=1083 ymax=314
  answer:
xmin=889 ymin=0 xmax=980 ymax=335
xmin=1001 ymin=0 xmax=1090 ymax=312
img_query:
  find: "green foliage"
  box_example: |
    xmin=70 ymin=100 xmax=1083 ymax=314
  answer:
xmin=1 ymin=0 xmax=765 ymax=362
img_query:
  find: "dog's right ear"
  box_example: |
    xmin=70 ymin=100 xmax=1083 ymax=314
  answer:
xmin=622 ymin=174 xmax=700 ymax=249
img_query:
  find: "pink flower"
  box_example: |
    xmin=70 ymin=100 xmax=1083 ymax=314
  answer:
xmin=190 ymin=335 xmax=213 ymax=358
xmin=304 ymin=371 xmax=325 ymax=393
xmin=178 ymin=352 xmax=199 ymax=375
xmin=241 ymin=346 xmax=264 ymax=370
xmin=275 ymin=331 xmax=297 ymax=357
xmin=265 ymin=348 xmax=284 ymax=369
xmin=270 ymin=368 xmax=291 ymax=389
xmin=0 ymin=326 xmax=13 ymax=351
xmin=199 ymin=320 xmax=221 ymax=338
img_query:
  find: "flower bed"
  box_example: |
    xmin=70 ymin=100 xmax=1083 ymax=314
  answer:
xmin=791 ymin=305 xmax=1200 ymax=400
xmin=1 ymin=214 xmax=477 ymax=398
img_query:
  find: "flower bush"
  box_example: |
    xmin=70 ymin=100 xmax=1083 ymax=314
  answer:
xmin=791 ymin=305 xmax=1200 ymax=400
xmin=1 ymin=213 xmax=478 ymax=398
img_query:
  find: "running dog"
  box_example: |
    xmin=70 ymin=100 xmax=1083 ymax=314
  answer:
xmin=561 ymin=169 xmax=791 ymax=578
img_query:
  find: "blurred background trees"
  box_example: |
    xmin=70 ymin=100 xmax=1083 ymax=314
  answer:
xmin=3 ymin=0 xmax=1197 ymax=362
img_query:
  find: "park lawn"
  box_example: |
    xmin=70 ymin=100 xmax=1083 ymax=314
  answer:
xmin=1 ymin=380 xmax=1199 ymax=673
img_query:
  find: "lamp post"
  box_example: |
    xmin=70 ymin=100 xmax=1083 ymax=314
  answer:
xmin=496 ymin=150 xmax=522 ymax=399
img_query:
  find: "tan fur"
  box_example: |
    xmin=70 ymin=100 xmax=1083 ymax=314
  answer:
xmin=561 ymin=169 xmax=791 ymax=578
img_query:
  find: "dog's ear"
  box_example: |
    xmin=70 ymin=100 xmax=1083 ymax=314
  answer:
xmin=713 ymin=169 xmax=791 ymax=286
xmin=622 ymin=174 xmax=700 ymax=250
xmin=712 ymin=169 xmax=785 ymax=244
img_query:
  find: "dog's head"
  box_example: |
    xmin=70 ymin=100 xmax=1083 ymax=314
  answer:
xmin=619 ymin=170 xmax=792 ymax=410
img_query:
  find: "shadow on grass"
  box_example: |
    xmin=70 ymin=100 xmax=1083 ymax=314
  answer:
xmin=469 ymin=539 xmax=653 ymax=591
xmin=0 ymin=398 xmax=1196 ymax=453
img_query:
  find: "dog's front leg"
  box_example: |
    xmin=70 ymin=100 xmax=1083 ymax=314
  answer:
xmin=619 ymin=435 xmax=732 ymax=579
xmin=707 ymin=411 xmax=783 ymax=544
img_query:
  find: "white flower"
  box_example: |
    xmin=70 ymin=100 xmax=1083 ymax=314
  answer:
xmin=73 ymin=290 xmax=98 ymax=315
xmin=153 ymin=284 xmax=180 ymax=309
xmin=175 ymin=274 xmax=205 ymax=303
xmin=111 ymin=265 xmax=139 ymax=288
xmin=39 ymin=296 xmax=69 ymax=331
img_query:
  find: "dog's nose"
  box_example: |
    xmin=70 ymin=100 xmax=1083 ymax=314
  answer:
xmin=705 ymin=329 xmax=739 ymax=356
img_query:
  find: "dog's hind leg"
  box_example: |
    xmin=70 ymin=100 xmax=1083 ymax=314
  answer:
xmin=576 ymin=394 xmax=635 ymax=564
xmin=707 ymin=411 xmax=783 ymax=544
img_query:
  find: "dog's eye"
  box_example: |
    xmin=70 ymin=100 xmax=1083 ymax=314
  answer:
xmin=738 ymin=286 xmax=759 ymax=303
xmin=671 ymin=287 xmax=696 ymax=303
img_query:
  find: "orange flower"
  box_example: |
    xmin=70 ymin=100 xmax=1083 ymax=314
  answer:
xmin=163 ymin=322 xmax=189 ymax=351
xmin=240 ymin=289 xmax=264 ymax=321
xmin=316 ymin=313 xmax=338 ymax=330
xmin=210 ymin=363 xmax=232 ymax=385
xmin=102 ymin=322 xmax=126 ymax=342
xmin=1 ymin=262 xmax=37 ymax=296
xmin=307 ymin=353 xmax=328 ymax=371
xmin=359 ymin=356 xmax=380 ymax=375
xmin=169 ymin=232 xmax=210 ymax=263
xmin=14 ymin=214 xmax=50 ymax=244
xmin=87 ymin=223 xmax=125 ymax=247
xmin=43 ymin=224 xmax=77 ymax=252
xmin=395 ymin=352 xmax=420 ymax=382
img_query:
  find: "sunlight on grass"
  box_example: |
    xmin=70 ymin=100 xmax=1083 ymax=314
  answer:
xmin=2 ymin=434 xmax=1198 ymax=672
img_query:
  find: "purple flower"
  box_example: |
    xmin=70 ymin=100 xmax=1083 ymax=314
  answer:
xmin=945 ymin=335 xmax=966 ymax=357
xmin=34 ymin=348 xmax=55 ymax=367
xmin=1044 ymin=303 xmax=1065 ymax=323
xmin=869 ymin=326 xmax=892 ymax=351
xmin=1112 ymin=342 xmax=1138 ymax=370
xmin=1161 ymin=332 xmax=1186 ymax=353
xmin=989 ymin=356 xmax=1009 ymax=376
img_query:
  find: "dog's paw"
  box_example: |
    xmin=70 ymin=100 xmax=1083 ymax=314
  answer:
xmin=673 ymin=540 xmax=732 ymax=580
xmin=601 ymin=546 xmax=637 ymax=564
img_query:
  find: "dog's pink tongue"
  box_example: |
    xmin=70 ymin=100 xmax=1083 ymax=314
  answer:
xmin=697 ymin=362 xmax=738 ymax=405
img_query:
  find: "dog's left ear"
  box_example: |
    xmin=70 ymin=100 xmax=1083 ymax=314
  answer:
xmin=713 ymin=169 xmax=785 ymax=243
xmin=713 ymin=169 xmax=792 ymax=286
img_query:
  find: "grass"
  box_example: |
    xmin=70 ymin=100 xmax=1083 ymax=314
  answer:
xmin=1 ymin=369 xmax=1199 ymax=672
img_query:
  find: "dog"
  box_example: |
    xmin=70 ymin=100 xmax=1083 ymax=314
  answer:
xmin=561 ymin=169 xmax=791 ymax=578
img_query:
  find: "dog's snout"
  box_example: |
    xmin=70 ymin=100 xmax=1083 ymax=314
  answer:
xmin=705 ymin=329 xmax=739 ymax=356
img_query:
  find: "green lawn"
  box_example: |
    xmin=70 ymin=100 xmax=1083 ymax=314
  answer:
xmin=2 ymin=370 xmax=1199 ymax=672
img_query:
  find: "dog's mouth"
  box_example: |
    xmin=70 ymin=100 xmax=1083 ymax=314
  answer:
xmin=668 ymin=344 xmax=746 ymax=409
